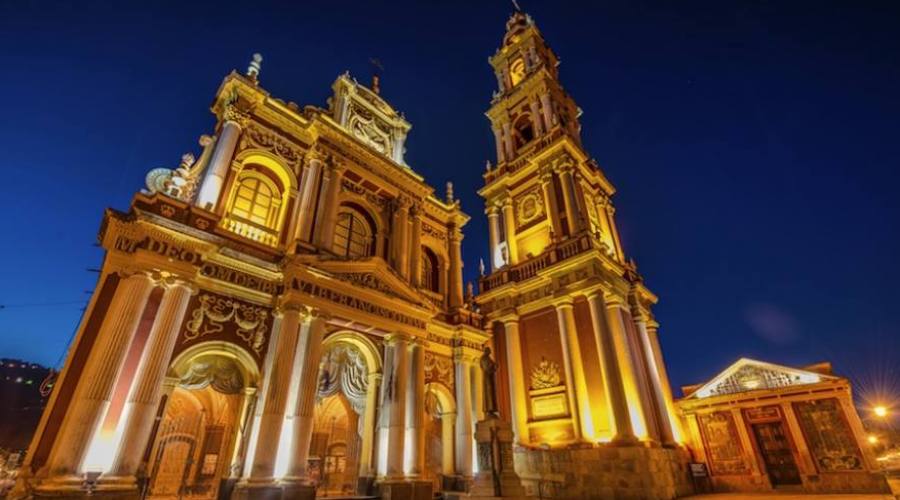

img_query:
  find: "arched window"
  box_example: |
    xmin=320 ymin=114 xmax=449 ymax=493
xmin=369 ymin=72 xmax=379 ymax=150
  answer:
xmin=421 ymin=247 xmax=440 ymax=293
xmin=333 ymin=205 xmax=375 ymax=258
xmin=509 ymin=57 xmax=526 ymax=87
xmin=224 ymin=169 xmax=284 ymax=246
xmin=513 ymin=114 xmax=535 ymax=150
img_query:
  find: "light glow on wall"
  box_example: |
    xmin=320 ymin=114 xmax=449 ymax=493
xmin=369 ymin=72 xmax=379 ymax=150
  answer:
xmin=274 ymin=416 xmax=295 ymax=478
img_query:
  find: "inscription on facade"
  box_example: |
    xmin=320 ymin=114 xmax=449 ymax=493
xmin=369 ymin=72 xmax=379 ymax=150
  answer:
xmin=291 ymin=278 xmax=426 ymax=329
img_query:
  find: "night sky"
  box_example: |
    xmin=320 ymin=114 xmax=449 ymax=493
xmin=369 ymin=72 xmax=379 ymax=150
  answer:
xmin=1 ymin=1 xmax=898 ymax=407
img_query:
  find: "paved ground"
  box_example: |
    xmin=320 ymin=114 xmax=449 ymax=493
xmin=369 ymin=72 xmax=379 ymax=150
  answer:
xmin=681 ymin=495 xmax=895 ymax=499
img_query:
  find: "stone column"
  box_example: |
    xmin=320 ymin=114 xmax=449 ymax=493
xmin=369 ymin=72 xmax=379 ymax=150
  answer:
xmin=284 ymin=311 xmax=328 ymax=481
xmin=448 ymin=227 xmax=464 ymax=308
xmin=492 ymin=127 xmax=505 ymax=163
xmin=295 ymin=154 xmax=324 ymax=242
xmin=441 ymin=412 xmax=457 ymax=476
xmin=502 ymin=319 xmax=529 ymax=445
xmin=471 ymin=362 xmax=485 ymax=423
xmin=230 ymin=387 xmax=258 ymax=475
xmin=501 ymin=199 xmax=519 ymax=265
xmin=586 ymin=291 xmax=636 ymax=444
xmin=246 ymin=305 xmax=303 ymax=481
xmin=780 ymin=402 xmax=818 ymax=475
xmin=644 ymin=321 xmax=679 ymax=441
xmin=554 ymin=300 xmax=593 ymax=440
xmin=539 ymin=171 xmax=563 ymax=240
xmin=502 ymin=122 xmax=514 ymax=159
xmin=107 ymin=279 xmax=194 ymax=483
xmin=731 ymin=409 xmax=763 ymax=476
xmin=604 ymin=203 xmax=624 ymax=259
xmin=196 ymin=108 xmax=244 ymax=210
xmin=44 ymin=272 xmax=155 ymax=479
xmin=486 ymin=205 xmax=502 ymax=271
xmin=604 ymin=295 xmax=649 ymax=441
xmin=529 ymin=98 xmax=544 ymax=136
xmin=409 ymin=205 xmax=422 ymax=286
xmin=383 ymin=335 xmax=409 ymax=478
xmin=315 ymin=164 xmax=345 ymax=250
xmin=241 ymin=314 xmax=283 ymax=477
xmin=633 ymin=315 xmax=676 ymax=446
xmin=540 ymin=92 xmax=554 ymax=131
xmin=558 ymin=165 xmax=581 ymax=234
xmin=404 ymin=341 xmax=426 ymax=477
xmin=454 ymin=351 xmax=474 ymax=477
xmin=392 ymin=198 xmax=410 ymax=277
xmin=358 ymin=372 xmax=381 ymax=478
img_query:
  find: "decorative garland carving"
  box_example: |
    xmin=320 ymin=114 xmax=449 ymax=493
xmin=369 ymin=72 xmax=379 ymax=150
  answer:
xmin=424 ymin=352 xmax=454 ymax=389
xmin=530 ymin=357 xmax=561 ymax=389
xmin=340 ymin=178 xmax=389 ymax=208
xmin=183 ymin=294 xmax=269 ymax=355
xmin=242 ymin=124 xmax=303 ymax=166
xmin=421 ymin=222 xmax=447 ymax=241
xmin=317 ymin=343 xmax=370 ymax=415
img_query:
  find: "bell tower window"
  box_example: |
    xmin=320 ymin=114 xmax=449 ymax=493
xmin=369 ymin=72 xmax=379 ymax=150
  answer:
xmin=513 ymin=114 xmax=535 ymax=150
xmin=509 ymin=57 xmax=526 ymax=87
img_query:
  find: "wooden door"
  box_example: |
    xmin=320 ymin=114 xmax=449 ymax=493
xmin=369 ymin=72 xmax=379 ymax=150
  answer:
xmin=752 ymin=421 xmax=801 ymax=486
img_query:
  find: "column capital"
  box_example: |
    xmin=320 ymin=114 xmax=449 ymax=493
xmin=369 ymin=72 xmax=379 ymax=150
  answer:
xmin=304 ymin=145 xmax=328 ymax=166
xmin=155 ymin=274 xmax=197 ymax=294
xmin=603 ymin=293 xmax=628 ymax=310
xmin=308 ymin=307 xmax=331 ymax=322
xmin=485 ymin=204 xmax=501 ymax=217
xmin=496 ymin=315 xmax=519 ymax=327
xmin=384 ymin=332 xmax=413 ymax=345
xmin=551 ymin=296 xmax=575 ymax=309
xmin=221 ymin=103 xmax=250 ymax=129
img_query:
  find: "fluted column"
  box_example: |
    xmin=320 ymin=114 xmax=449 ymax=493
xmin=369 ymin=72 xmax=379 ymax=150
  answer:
xmin=486 ymin=205 xmax=502 ymax=271
xmin=107 ymin=279 xmax=194 ymax=482
xmin=246 ymin=305 xmax=303 ymax=481
xmin=604 ymin=295 xmax=649 ymax=441
xmin=404 ymin=341 xmax=426 ymax=477
xmin=44 ymin=272 xmax=155 ymax=479
xmin=558 ymin=165 xmax=581 ymax=235
xmin=359 ymin=372 xmax=381 ymax=477
xmin=539 ymin=171 xmax=563 ymax=240
xmin=502 ymin=319 xmax=529 ymax=445
xmin=315 ymin=164 xmax=345 ymax=250
xmin=454 ymin=351 xmax=474 ymax=476
xmin=634 ymin=315 xmax=675 ymax=446
xmin=196 ymin=107 xmax=245 ymax=210
xmin=645 ymin=320 xmax=680 ymax=442
xmin=448 ymin=227 xmax=464 ymax=308
xmin=492 ymin=127 xmax=505 ymax=163
xmin=540 ymin=92 xmax=554 ymax=131
xmin=501 ymin=199 xmax=519 ymax=265
xmin=409 ymin=205 xmax=422 ymax=286
xmin=381 ymin=335 xmax=409 ymax=478
xmin=295 ymin=154 xmax=324 ymax=242
xmin=586 ymin=291 xmax=636 ymax=444
xmin=392 ymin=198 xmax=410 ymax=277
xmin=284 ymin=311 xmax=327 ymax=481
xmin=554 ymin=300 xmax=593 ymax=440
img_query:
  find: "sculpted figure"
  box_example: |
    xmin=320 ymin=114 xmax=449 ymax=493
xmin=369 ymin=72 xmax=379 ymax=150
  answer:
xmin=481 ymin=346 xmax=499 ymax=416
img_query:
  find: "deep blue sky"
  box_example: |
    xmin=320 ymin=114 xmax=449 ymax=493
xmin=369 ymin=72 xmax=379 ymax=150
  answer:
xmin=1 ymin=1 xmax=899 ymax=405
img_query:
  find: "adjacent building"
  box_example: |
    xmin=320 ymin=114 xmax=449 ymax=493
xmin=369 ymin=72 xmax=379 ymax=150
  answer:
xmin=678 ymin=358 xmax=889 ymax=494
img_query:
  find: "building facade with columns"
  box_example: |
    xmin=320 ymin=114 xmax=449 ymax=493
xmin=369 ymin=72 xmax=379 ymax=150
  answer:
xmin=18 ymin=58 xmax=488 ymax=500
xmin=475 ymin=12 xmax=693 ymax=499
xmin=678 ymin=358 xmax=889 ymax=494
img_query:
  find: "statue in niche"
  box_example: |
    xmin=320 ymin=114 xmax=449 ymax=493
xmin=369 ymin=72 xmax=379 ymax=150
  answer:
xmin=481 ymin=346 xmax=499 ymax=417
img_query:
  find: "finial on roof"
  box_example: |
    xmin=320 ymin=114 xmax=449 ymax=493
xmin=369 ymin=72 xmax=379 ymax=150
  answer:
xmin=485 ymin=160 xmax=493 ymax=172
xmin=479 ymin=258 xmax=486 ymax=276
xmin=446 ymin=181 xmax=455 ymax=203
xmin=246 ymin=53 xmax=262 ymax=81
xmin=369 ymin=58 xmax=384 ymax=94
xmin=512 ymin=0 xmax=522 ymax=12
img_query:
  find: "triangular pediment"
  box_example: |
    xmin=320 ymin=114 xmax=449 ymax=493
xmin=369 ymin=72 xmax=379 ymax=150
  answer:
xmin=310 ymin=257 xmax=434 ymax=310
xmin=686 ymin=358 xmax=837 ymax=399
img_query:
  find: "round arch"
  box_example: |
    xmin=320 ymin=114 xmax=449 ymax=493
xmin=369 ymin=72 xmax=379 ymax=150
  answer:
xmin=168 ymin=340 xmax=261 ymax=389
xmin=321 ymin=331 xmax=382 ymax=374
xmin=424 ymin=382 xmax=457 ymax=478
xmin=233 ymin=149 xmax=298 ymax=191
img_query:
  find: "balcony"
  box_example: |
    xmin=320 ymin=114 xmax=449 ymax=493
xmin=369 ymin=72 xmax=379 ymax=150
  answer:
xmin=221 ymin=215 xmax=280 ymax=247
xmin=479 ymin=232 xmax=597 ymax=293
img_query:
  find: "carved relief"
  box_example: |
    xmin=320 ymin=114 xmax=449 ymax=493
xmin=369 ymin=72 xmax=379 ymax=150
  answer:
xmin=182 ymin=294 xmax=270 ymax=356
xmin=529 ymin=357 xmax=561 ymax=389
xmin=340 ymin=178 xmax=389 ymax=208
xmin=698 ymin=411 xmax=750 ymax=475
xmin=348 ymin=103 xmax=392 ymax=156
xmin=515 ymin=189 xmax=544 ymax=228
xmin=794 ymin=398 xmax=864 ymax=472
xmin=421 ymin=222 xmax=447 ymax=241
xmin=241 ymin=123 xmax=303 ymax=166
xmin=424 ymin=352 xmax=454 ymax=390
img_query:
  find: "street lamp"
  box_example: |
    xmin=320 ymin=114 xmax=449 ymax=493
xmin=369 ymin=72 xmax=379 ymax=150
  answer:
xmin=874 ymin=405 xmax=889 ymax=418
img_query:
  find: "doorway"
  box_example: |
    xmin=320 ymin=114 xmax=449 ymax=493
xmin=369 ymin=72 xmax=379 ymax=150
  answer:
xmin=751 ymin=421 xmax=802 ymax=486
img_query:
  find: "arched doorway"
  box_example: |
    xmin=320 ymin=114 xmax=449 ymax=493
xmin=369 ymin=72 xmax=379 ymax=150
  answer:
xmin=424 ymin=382 xmax=456 ymax=493
xmin=310 ymin=334 xmax=381 ymax=496
xmin=146 ymin=345 xmax=258 ymax=499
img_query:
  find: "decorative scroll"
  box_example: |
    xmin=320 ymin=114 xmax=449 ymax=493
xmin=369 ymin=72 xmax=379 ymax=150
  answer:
xmin=421 ymin=222 xmax=447 ymax=241
xmin=530 ymin=357 xmax=561 ymax=390
xmin=424 ymin=352 xmax=454 ymax=390
xmin=794 ymin=398 xmax=864 ymax=472
xmin=242 ymin=124 xmax=302 ymax=166
xmin=348 ymin=103 xmax=392 ymax=156
xmin=183 ymin=294 xmax=269 ymax=355
xmin=702 ymin=364 xmax=814 ymax=398
xmin=698 ymin=411 xmax=750 ymax=475
xmin=515 ymin=189 xmax=544 ymax=228
xmin=179 ymin=355 xmax=244 ymax=394
xmin=317 ymin=343 xmax=370 ymax=416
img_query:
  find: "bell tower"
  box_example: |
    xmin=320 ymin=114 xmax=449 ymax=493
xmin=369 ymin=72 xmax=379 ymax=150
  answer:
xmin=478 ymin=10 xmax=684 ymax=473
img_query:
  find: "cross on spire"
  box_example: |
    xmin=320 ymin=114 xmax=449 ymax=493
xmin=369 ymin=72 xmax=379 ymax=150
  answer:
xmin=369 ymin=58 xmax=384 ymax=94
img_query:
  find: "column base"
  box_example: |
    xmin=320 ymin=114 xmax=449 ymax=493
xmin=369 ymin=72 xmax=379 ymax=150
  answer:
xmin=375 ymin=478 xmax=433 ymax=500
xmin=357 ymin=475 xmax=376 ymax=496
xmin=608 ymin=435 xmax=641 ymax=447
xmin=231 ymin=479 xmax=282 ymax=500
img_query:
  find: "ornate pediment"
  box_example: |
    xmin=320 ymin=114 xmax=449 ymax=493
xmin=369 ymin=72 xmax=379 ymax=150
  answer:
xmin=687 ymin=358 xmax=837 ymax=399
xmin=311 ymin=258 xmax=433 ymax=310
